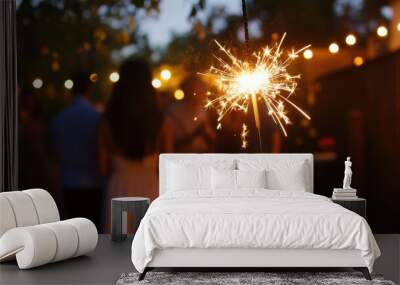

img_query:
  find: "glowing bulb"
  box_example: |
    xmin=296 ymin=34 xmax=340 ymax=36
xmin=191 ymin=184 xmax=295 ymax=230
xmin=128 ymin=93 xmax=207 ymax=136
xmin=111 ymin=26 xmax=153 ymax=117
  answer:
xmin=303 ymin=49 xmax=313 ymax=59
xmin=152 ymin=79 xmax=161 ymax=89
xmin=160 ymin=69 xmax=171 ymax=80
xmin=89 ymin=73 xmax=98 ymax=82
xmin=328 ymin=43 xmax=339 ymax=54
xmin=174 ymin=89 xmax=184 ymax=100
xmin=109 ymin=72 xmax=120 ymax=83
xmin=397 ymin=22 xmax=400 ymax=32
xmin=32 ymin=78 xmax=43 ymax=89
xmin=377 ymin=26 xmax=388 ymax=37
xmin=353 ymin=56 xmax=364 ymax=66
xmin=64 ymin=79 xmax=74 ymax=89
xmin=345 ymin=34 xmax=357 ymax=46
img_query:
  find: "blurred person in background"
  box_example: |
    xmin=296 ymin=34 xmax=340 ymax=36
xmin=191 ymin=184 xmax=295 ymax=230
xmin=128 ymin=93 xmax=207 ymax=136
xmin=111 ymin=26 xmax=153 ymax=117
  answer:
xmin=97 ymin=59 xmax=173 ymax=232
xmin=51 ymin=71 xmax=102 ymax=229
xmin=165 ymin=75 xmax=216 ymax=152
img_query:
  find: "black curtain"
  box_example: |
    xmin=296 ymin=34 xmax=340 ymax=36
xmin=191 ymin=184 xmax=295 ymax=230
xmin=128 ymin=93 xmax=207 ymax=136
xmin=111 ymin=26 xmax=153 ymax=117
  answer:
xmin=0 ymin=0 xmax=18 ymax=192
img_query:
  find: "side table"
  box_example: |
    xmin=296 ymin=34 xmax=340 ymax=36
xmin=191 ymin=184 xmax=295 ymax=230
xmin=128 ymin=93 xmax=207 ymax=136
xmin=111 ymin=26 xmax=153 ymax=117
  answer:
xmin=111 ymin=197 xmax=150 ymax=242
xmin=331 ymin=197 xmax=367 ymax=219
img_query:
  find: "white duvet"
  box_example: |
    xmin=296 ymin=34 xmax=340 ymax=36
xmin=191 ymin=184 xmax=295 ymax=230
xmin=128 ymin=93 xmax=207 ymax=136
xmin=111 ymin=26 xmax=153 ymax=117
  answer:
xmin=131 ymin=190 xmax=380 ymax=273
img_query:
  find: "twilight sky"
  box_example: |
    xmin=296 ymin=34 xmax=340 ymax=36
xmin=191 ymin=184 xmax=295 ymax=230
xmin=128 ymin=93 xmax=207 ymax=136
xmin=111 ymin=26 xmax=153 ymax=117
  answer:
xmin=138 ymin=0 xmax=242 ymax=48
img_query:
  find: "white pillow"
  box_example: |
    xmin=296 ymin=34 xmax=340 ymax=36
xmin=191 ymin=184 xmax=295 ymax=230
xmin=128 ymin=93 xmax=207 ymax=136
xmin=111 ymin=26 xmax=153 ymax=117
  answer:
xmin=237 ymin=159 xmax=308 ymax=191
xmin=167 ymin=162 xmax=211 ymax=191
xmin=166 ymin=159 xmax=236 ymax=192
xmin=266 ymin=167 xmax=306 ymax=191
xmin=211 ymin=169 xmax=267 ymax=190
xmin=236 ymin=169 xmax=267 ymax=189
xmin=211 ymin=168 xmax=236 ymax=190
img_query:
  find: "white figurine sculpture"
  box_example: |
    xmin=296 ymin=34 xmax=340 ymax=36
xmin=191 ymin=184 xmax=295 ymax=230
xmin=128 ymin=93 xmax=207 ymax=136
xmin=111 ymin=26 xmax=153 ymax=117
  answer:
xmin=342 ymin=157 xmax=353 ymax=189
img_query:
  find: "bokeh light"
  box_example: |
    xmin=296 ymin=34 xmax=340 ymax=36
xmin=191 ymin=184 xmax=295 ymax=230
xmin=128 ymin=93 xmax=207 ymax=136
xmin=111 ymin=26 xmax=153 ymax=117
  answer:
xmin=64 ymin=79 xmax=74 ymax=89
xmin=328 ymin=43 xmax=339 ymax=54
xmin=109 ymin=72 xmax=120 ymax=83
xmin=303 ymin=49 xmax=313 ymax=60
xmin=160 ymin=69 xmax=171 ymax=80
xmin=32 ymin=78 xmax=43 ymax=89
xmin=345 ymin=34 xmax=357 ymax=46
xmin=353 ymin=56 xmax=364 ymax=66
xmin=397 ymin=22 xmax=400 ymax=31
xmin=89 ymin=73 xmax=98 ymax=82
xmin=152 ymin=79 xmax=162 ymax=88
xmin=376 ymin=26 xmax=388 ymax=38
xmin=174 ymin=89 xmax=184 ymax=100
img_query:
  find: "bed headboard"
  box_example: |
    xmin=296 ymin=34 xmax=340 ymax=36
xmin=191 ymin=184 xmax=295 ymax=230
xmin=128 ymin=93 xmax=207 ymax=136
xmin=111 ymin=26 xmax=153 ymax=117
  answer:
xmin=159 ymin=153 xmax=314 ymax=195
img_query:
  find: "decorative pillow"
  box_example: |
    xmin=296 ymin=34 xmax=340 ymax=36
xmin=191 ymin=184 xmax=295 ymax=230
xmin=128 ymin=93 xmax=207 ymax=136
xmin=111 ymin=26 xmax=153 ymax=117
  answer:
xmin=167 ymin=162 xmax=211 ymax=191
xmin=211 ymin=168 xmax=236 ymax=190
xmin=236 ymin=169 xmax=267 ymax=189
xmin=237 ymin=159 xmax=308 ymax=191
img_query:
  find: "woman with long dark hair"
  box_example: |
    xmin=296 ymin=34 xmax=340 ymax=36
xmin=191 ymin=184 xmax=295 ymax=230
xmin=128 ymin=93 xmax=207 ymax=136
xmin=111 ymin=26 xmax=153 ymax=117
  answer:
xmin=97 ymin=59 xmax=173 ymax=232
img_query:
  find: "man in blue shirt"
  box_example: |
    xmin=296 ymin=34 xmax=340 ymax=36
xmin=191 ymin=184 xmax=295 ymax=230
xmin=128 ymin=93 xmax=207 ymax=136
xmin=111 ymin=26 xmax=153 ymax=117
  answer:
xmin=51 ymin=71 xmax=102 ymax=229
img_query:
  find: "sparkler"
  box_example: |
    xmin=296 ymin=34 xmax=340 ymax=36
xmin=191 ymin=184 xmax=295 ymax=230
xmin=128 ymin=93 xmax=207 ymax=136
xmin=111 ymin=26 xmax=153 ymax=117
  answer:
xmin=202 ymin=34 xmax=311 ymax=148
xmin=201 ymin=0 xmax=311 ymax=149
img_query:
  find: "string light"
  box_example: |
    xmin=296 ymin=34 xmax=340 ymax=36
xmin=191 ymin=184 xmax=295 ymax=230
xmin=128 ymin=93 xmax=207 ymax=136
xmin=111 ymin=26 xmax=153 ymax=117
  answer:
xmin=174 ymin=89 xmax=185 ymax=100
xmin=328 ymin=43 xmax=339 ymax=54
xmin=32 ymin=78 xmax=43 ymax=89
xmin=152 ymin=79 xmax=161 ymax=88
xmin=345 ymin=34 xmax=357 ymax=46
xmin=64 ymin=79 xmax=74 ymax=89
xmin=109 ymin=72 xmax=120 ymax=83
xmin=303 ymin=49 xmax=313 ymax=59
xmin=353 ymin=56 xmax=364 ymax=66
xmin=160 ymin=69 xmax=171 ymax=80
xmin=89 ymin=73 xmax=98 ymax=82
xmin=376 ymin=26 xmax=388 ymax=37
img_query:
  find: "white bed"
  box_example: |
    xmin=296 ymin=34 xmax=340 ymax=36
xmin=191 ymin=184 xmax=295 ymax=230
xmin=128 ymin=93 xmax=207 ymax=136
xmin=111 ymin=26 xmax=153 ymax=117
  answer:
xmin=131 ymin=154 xmax=380 ymax=280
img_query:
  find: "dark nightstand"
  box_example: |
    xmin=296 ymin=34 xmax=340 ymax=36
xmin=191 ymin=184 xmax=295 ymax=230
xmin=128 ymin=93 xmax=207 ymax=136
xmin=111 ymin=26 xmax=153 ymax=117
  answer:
xmin=331 ymin=198 xmax=366 ymax=219
xmin=111 ymin=197 xmax=150 ymax=242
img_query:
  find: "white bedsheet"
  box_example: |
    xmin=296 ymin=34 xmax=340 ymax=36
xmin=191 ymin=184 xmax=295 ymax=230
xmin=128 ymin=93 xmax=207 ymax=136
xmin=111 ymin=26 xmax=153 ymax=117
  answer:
xmin=131 ymin=190 xmax=380 ymax=273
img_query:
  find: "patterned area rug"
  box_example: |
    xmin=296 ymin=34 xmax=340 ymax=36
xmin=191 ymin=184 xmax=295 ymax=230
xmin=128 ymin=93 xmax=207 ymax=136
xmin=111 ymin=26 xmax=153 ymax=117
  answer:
xmin=117 ymin=272 xmax=396 ymax=285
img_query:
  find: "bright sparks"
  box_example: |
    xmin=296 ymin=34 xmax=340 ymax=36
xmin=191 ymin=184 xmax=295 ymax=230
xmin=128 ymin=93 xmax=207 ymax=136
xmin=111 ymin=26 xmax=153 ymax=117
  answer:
xmin=202 ymin=33 xmax=311 ymax=145
xmin=241 ymin=124 xmax=249 ymax=149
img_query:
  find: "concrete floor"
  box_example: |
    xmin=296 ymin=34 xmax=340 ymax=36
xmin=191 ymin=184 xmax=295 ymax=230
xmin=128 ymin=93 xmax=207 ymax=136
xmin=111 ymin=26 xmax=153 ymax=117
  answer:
xmin=0 ymin=234 xmax=399 ymax=285
xmin=0 ymin=235 xmax=134 ymax=285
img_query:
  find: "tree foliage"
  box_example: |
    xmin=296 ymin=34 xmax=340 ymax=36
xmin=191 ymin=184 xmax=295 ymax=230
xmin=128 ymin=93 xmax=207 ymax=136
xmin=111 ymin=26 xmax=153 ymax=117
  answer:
xmin=17 ymin=0 xmax=159 ymax=92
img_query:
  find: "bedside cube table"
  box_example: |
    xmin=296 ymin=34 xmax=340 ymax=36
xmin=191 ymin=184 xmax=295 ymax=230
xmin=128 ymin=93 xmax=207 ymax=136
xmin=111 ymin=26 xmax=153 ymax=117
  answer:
xmin=111 ymin=197 xmax=150 ymax=242
xmin=331 ymin=198 xmax=366 ymax=219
